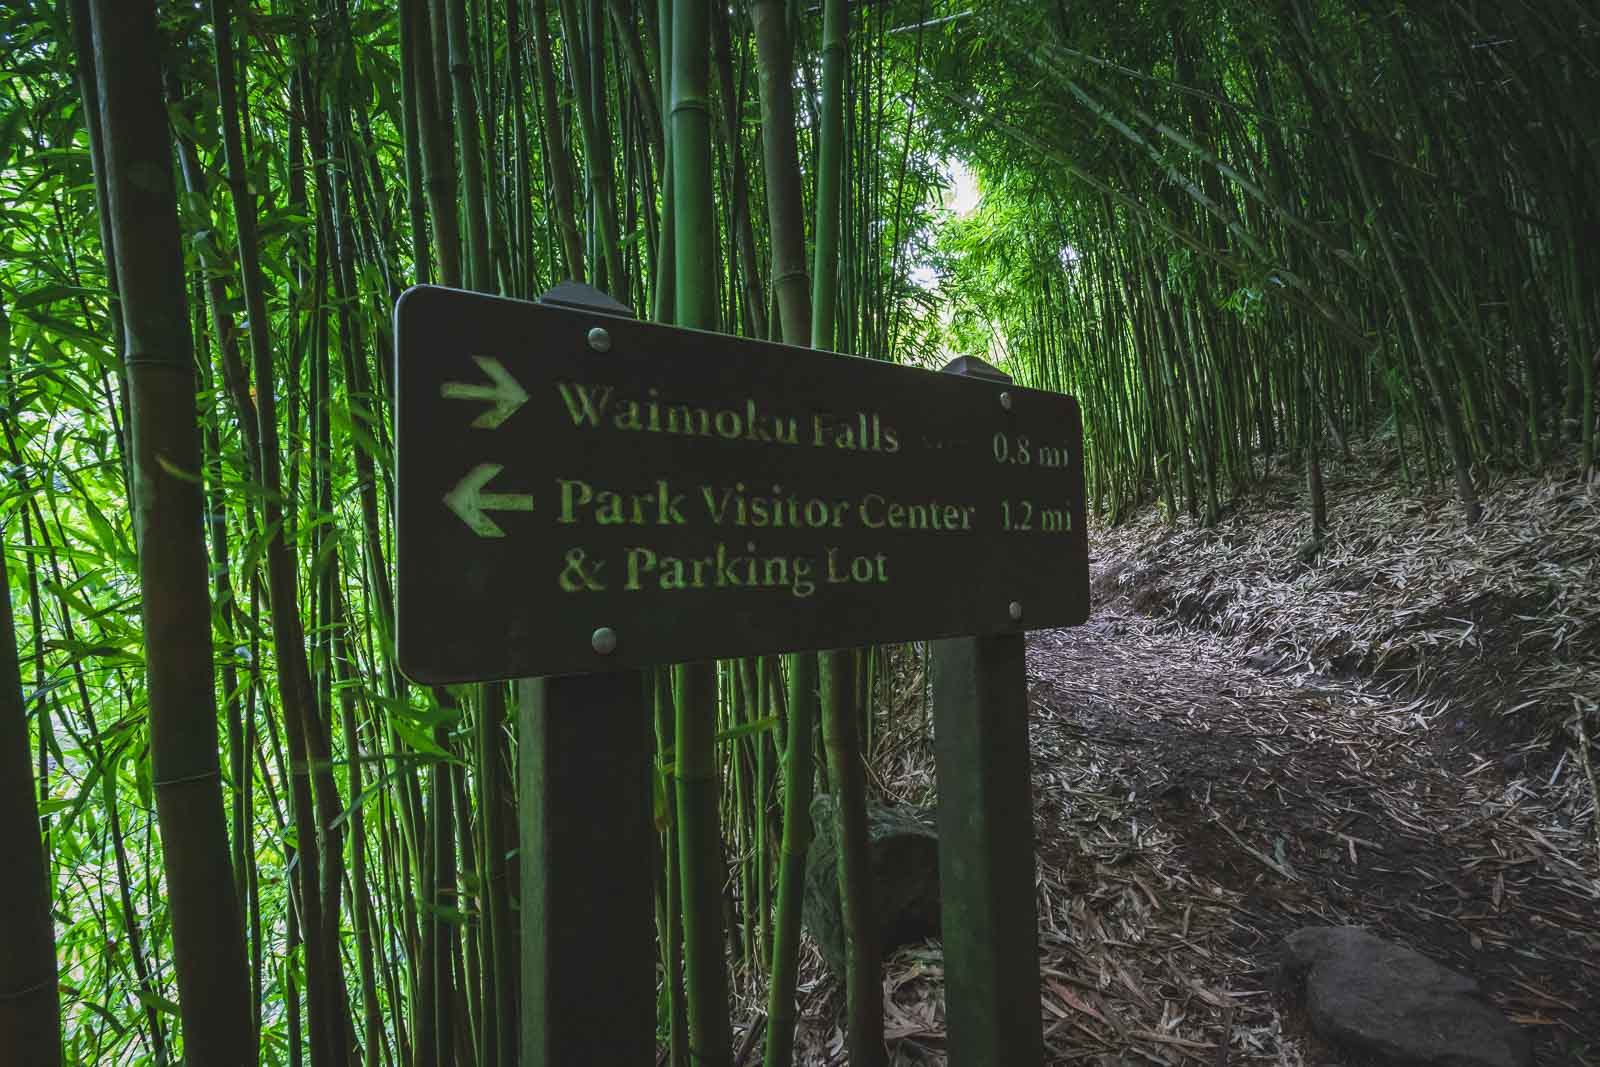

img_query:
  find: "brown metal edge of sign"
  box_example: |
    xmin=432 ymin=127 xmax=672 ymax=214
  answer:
xmin=390 ymin=284 xmax=1091 ymax=685
xmin=396 ymin=284 xmax=1083 ymax=397
xmin=401 ymin=602 xmax=1093 ymax=686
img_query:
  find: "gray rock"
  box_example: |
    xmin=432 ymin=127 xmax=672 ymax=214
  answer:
xmin=802 ymin=794 xmax=941 ymax=976
xmin=1243 ymin=651 xmax=1288 ymax=674
xmin=1280 ymin=926 xmax=1531 ymax=1067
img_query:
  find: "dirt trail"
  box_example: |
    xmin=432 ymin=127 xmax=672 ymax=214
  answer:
xmin=1017 ymin=606 xmax=1599 ymax=1065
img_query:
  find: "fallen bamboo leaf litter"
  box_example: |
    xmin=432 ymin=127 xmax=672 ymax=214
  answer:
xmin=737 ymin=443 xmax=1599 ymax=1065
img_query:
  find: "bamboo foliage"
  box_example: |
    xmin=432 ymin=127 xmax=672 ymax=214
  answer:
xmin=929 ymin=1 xmax=1598 ymax=526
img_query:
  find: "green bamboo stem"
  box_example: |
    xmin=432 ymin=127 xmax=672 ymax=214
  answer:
xmin=0 ymin=417 xmax=61 ymax=1067
xmin=670 ymin=4 xmax=731 ymax=1052
xmin=822 ymin=648 xmax=884 ymax=1066
xmin=408 ymin=0 xmax=463 ymax=288
xmin=86 ymin=3 xmax=254 ymax=1061
xmin=558 ymin=0 xmax=627 ymax=291
xmin=655 ymin=667 xmax=690 ymax=1067
xmin=529 ymin=0 xmax=586 ymax=280
xmin=674 ymin=659 xmax=732 ymax=1067
xmin=810 ymin=0 xmax=848 ymax=353
xmin=654 ymin=0 xmax=677 ymax=320
xmin=761 ymin=650 xmax=816 ymax=1067
xmin=754 ymin=11 xmax=816 ymax=1041
xmin=444 ymin=0 xmax=493 ymax=291
xmin=711 ymin=2 xmax=768 ymax=340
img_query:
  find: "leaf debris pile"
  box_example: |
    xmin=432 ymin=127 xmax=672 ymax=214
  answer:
xmin=765 ymin=447 xmax=1600 ymax=1065
xmin=1095 ymin=442 xmax=1600 ymax=751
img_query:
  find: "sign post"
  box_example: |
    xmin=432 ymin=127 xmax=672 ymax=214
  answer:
xmin=393 ymin=284 xmax=1088 ymax=1064
xmin=933 ymin=357 xmax=1047 ymax=1067
xmin=509 ymin=289 xmax=656 ymax=1067
xmin=517 ymin=670 xmax=654 ymax=1067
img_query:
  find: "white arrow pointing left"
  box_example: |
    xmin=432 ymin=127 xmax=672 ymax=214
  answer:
xmin=443 ymin=463 xmax=534 ymax=538
xmin=440 ymin=356 xmax=529 ymax=429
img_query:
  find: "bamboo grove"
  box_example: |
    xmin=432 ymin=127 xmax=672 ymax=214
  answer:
xmin=2 ymin=1 xmax=1597 ymax=1065
xmin=929 ymin=1 xmax=1599 ymax=528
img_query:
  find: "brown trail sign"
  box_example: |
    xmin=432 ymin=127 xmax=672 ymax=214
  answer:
xmin=394 ymin=284 xmax=1088 ymax=683
xmin=392 ymin=283 xmax=1089 ymax=1067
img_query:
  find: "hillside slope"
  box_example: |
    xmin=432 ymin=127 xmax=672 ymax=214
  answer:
xmin=1095 ymin=443 xmax=1600 ymax=762
xmin=1047 ymin=446 xmax=1600 ymax=1064
xmin=811 ymin=446 xmax=1600 ymax=1066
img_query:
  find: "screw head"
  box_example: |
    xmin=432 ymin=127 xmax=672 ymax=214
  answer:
xmin=587 ymin=326 xmax=612 ymax=352
xmin=591 ymin=627 xmax=618 ymax=655
xmin=1008 ymin=601 xmax=1023 ymax=621
xmin=999 ymin=391 xmax=1013 ymax=411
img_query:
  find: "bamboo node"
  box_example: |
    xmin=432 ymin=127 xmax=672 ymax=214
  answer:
xmin=0 ymin=975 xmax=58 ymax=1001
xmin=150 ymin=769 xmax=222 ymax=788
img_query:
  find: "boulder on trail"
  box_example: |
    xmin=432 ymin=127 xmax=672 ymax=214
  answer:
xmin=802 ymin=794 xmax=940 ymax=976
xmin=1280 ymin=926 xmax=1531 ymax=1067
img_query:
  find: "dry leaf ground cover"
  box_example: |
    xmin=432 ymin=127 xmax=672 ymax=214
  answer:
xmin=768 ymin=445 xmax=1600 ymax=1066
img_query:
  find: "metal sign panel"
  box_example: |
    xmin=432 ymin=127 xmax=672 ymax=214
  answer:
xmin=394 ymin=285 xmax=1088 ymax=683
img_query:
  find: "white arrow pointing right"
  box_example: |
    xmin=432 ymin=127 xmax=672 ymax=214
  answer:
xmin=440 ymin=356 xmax=530 ymax=429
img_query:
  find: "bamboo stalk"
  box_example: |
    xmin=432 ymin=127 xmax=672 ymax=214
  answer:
xmin=85 ymin=3 xmax=254 ymax=1061
xmin=762 ymin=651 xmax=816 ymax=1067
xmin=822 ymin=648 xmax=884 ymax=1066
xmin=0 ymin=394 xmax=61 ymax=1067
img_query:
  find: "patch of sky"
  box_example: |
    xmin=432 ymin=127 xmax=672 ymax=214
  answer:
xmin=908 ymin=156 xmax=979 ymax=290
